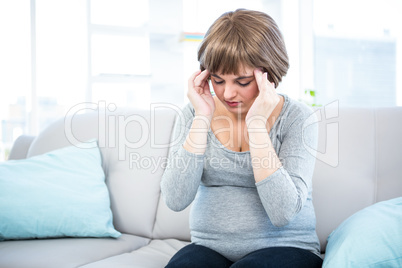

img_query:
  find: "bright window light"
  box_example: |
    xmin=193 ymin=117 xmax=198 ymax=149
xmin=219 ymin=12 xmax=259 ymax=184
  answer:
xmin=90 ymin=0 xmax=149 ymax=27
xmin=91 ymin=34 xmax=150 ymax=76
xmin=92 ymin=82 xmax=151 ymax=109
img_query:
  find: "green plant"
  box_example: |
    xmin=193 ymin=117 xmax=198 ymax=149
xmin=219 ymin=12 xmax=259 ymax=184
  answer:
xmin=299 ymin=89 xmax=322 ymax=107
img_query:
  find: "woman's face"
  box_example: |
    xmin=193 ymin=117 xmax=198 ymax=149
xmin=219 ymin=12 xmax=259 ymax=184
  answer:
xmin=210 ymin=66 xmax=259 ymax=118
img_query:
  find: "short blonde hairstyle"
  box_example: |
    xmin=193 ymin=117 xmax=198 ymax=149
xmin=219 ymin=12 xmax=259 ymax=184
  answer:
xmin=198 ymin=9 xmax=289 ymax=88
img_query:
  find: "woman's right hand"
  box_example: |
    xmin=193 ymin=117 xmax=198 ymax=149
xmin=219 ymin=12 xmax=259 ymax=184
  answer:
xmin=187 ymin=70 xmax=215 ymax=120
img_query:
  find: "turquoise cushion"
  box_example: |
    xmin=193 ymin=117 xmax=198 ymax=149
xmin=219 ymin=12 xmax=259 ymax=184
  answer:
xmin=0 ymin=140 xmax=121 ymax=240
xmin=323 ymin=197 xmax=402 ymax=268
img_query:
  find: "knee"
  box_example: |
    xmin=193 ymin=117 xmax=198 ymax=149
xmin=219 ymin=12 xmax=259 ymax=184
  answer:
xmin=165 ymin=245 xmax=198 ymax=268
xmin=165 ymin=243 xmax=232 ymax=268
xmin=165 ymin=259 xmax=191 ymax=268
xmin=231 ymin=258 xmax=267 ymax=268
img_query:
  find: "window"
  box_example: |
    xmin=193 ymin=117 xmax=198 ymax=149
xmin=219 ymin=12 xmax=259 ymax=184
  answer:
xmin=88 ymin=0 xmax=152 ymax=108
xmin=0 ymin=1 xmax=31 ymax=161
xmin=313 ymin=0 xmax=402 ymax=107
xmin=0 ymin=0 xmax=184 ymax=160
xmin=1 ymin=0 xmax=401 ymax=161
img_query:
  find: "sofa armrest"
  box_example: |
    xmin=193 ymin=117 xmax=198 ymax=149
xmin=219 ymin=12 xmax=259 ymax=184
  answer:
xmin=8 ymin=135 xmax=36 ymax=160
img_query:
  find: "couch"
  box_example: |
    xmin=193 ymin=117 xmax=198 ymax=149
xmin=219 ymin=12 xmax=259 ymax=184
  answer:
xmin=1 ymin=103 xmax=401 ymax=268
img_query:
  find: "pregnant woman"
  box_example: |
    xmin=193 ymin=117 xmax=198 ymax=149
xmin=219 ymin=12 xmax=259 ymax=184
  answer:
xmin=161 ymin=9 xmax=322 ymax=268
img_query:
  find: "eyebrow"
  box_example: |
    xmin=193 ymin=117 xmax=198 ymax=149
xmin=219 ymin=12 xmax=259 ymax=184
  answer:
xmin=211 ymin=74 xmax=254 ymax=80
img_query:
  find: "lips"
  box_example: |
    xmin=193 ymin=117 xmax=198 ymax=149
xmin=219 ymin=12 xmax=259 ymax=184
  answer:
xmin=225 ymin=101 xmax=240 ymax=107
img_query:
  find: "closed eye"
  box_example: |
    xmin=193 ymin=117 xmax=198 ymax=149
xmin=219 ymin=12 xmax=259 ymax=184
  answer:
xmin=238 ymin=81 xmax=251 ymax=87
xmin=213 ymin=80 xmax=224 ymax=84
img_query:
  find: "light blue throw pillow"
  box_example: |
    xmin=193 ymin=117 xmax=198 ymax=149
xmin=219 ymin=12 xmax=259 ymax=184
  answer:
xmin=0 ymin=140 xmax=121 ymax=240
xmin=323 ymin=197 xmax=402 ymax=268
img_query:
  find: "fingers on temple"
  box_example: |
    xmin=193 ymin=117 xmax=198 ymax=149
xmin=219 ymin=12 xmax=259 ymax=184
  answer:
xmin=193 ymin=69 xmax=210 ymax=87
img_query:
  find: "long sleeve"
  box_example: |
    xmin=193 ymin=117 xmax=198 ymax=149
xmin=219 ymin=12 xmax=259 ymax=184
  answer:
xmin=160 ymin=103 xmax=205 ymax=212
xmin=256 ymin=104 xmax=319 ymax=227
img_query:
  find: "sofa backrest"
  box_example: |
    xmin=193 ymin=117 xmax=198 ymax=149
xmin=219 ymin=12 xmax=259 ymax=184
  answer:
xmin=24 ymin=105 xmax=402 ymax=253
xmin=312 ymin=105 xmax=402 ymax=251
xmin=27 ymin=107 xmax=178 ymax=239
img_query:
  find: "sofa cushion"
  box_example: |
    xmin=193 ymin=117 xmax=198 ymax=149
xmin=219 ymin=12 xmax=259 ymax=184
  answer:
xmin=0 ymin=234 xmax=149 ymax=268
xmin=0 ymin=140 xmax=120 ymax=240
xmin=323 ymin=197 xmax=402 ymax=267
xmin=81 ymin=239 xmax=189 ymax=268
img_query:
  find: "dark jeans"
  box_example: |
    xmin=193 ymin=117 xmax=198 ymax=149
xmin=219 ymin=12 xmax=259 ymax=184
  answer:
xmin=165 ymin=244 xmax=323 ymax=268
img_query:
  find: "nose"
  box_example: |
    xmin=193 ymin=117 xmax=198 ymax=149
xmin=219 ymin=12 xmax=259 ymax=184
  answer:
xmin=223 ymin=84 xmax=237 ymax=100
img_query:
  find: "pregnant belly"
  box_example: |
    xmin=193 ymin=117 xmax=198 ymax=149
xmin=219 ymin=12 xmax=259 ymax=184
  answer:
xmin=190 ymin=185 xmax=272 ymax=237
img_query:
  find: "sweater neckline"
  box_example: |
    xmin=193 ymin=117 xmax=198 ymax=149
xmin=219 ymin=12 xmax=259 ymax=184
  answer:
xmin=208 ymin=93 xmax=289 ymax=154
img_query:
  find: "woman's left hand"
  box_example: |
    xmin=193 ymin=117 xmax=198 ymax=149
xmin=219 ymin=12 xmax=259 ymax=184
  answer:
xmin=245 ymin=68 xmax=280 ymax=128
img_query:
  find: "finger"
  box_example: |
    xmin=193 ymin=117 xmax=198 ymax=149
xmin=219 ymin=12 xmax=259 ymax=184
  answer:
xmin=261 ymin=71 xmax=275 ymax=89
xmin=254 ymin=68 xmax=267 ymax=91
xmin=202 ymin=79 xmax=211 ymax=95
xmin=194 ymin=69 xmax=210 ymax=87
xmin=263 ymin=72 xmax=275 ymax=89
xmin=265 ymin=73 xmax=276 ymax=90
xmin=190 ymin=70 xmax=202 ymax=80
xmin=188 ymin=70 xmax=202 ymax=88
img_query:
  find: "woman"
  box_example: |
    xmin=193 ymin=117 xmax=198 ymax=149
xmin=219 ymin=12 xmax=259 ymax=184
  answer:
xmin=161 ymin=9 xmax=322 ymax=268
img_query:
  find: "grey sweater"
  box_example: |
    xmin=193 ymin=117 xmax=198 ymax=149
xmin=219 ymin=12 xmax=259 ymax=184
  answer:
xmin=160 ymin=93 xmax=321 ymax=261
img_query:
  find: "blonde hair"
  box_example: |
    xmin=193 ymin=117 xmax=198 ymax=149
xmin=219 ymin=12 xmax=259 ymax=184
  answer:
xmin=198 ymin=9 xmax=289 ymax=88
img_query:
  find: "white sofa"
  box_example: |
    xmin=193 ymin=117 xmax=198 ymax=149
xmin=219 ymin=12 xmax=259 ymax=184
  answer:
xmin=1 ymin=104 xmax=401 ymax=268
